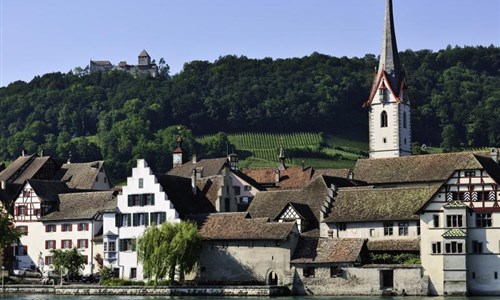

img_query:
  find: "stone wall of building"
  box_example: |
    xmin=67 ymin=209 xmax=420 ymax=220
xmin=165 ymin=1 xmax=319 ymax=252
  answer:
xmin=292 ymin=265 xmax=428 ymax=296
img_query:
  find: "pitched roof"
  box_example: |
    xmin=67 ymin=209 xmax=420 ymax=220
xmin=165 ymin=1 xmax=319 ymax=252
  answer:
xmin=353 ymin=152 xmax=490 ymax=185
xmin=324 ymin=185 xmax=441 ymax=223
xmin=367 ymin=239 xmax=420 ymax=252
xmin=156 ymin=174 xmax=215 ymax=218
xmin=312 ymin=168 xmax=352 ymax=180
xmin=138 ymin=49 xmax=150 ymax=57
xmin=54 ymin=161 xmax=105 ymax=190
xmin=199 ymin=212 xmax=295 ymax=240
xmin=196 ymin=176 xmax=222 ymax=208
xmin=90 ymin=60 xmax=112 ymax=66
xmin=26 ymin=179 xmax=71 ymax=203
xmin=41 ymin=191 xmax=116 ymax=221
xmin=0 ymin=155 xmax=57 ymax=184
xmin=242 ymin=166 xmax=314 ymax=189
xmin=291 ymin=238 xmax=366 ymax=263
xmin=167 ymin=158 xmax=227 ymax=178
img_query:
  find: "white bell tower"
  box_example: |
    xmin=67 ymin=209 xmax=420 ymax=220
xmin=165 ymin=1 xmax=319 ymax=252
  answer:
xmin=364 ymin=0 xmax=411 ymax=159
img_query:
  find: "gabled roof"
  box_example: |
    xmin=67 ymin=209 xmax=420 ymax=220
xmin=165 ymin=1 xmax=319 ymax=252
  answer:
xmin=367 ymin=239 xmax=420 ymax=252
xmin=324 ymin=184 xmax=441 ymax=223
xmin=41 ymin=191 xmax=116 ymax=221
xmin=156 ymin=174 xmax=215 ymax=218
xmin=353 ymin=152 xmax=491 ymax=185
xmin=54 ymin=161 xmax=106 ymax=190
xmin=198 ymin=212 xmax=295 ymax=240
xmin=291 ymin=238 xmax=366 ymax=264
xmin=0 ymin=155 xmax=56 ymax=184
xmin=248 ymin=175 xmax=359 ymax=229
xmin=167 ymin=158 xmax=227 ymax=178
xmin=242 ymin=166 xmax=314 ymax=189
xmin=90 ymin=60 xmax=112 ymax=66
xmin=26 ymin=179 xmax=71 ymax=203
xmin=232 ymin=170 xmax=265 ymax=191
xmin=196 ymin=176 xmax=222 ymax=208
xmin=138 ymin=49 xmax=150 ymax=57
xmin=277 ymin=202 xmax=316 ymax=221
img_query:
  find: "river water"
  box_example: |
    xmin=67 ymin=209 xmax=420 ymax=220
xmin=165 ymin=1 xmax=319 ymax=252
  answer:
xmin=0 ymin=296 xmax=497 ymax=300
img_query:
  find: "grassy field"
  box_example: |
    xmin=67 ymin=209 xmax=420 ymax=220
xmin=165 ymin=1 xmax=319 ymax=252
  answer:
xmin=197 ymin=132 xmax=369 ymax=169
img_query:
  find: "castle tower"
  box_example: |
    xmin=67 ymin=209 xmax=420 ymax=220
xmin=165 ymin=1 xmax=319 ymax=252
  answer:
xmin=138 ymin=49 xmax=151 ymax=66
xmin=364 ymin=0 xmax=411 ymax=159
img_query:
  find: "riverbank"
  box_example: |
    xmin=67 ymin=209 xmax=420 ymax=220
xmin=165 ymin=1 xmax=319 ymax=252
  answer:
xmin=0 ymin=285 xmax=290 ymax=296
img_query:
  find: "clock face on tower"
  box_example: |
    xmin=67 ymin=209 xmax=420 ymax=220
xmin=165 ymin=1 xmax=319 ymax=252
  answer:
xmin=173 ymin=153 xmax=182 ymax=165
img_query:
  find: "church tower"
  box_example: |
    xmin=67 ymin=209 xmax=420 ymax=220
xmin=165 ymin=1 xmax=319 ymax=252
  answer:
xmin=364 ymin=0 xmax=411 ymax=159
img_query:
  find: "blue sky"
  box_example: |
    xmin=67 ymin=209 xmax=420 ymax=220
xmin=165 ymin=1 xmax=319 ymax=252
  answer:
xmin=1 ymin=0 xmax=499 ymax=87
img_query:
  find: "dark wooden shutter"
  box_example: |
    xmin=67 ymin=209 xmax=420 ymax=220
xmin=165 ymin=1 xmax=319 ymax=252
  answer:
xmin=115 ymin=214 xmax=121 ymax=228
xmin=128 ymin=195 xmax=133 ymax=207
xmin=144 ymin=213 xmax=149 ymax=227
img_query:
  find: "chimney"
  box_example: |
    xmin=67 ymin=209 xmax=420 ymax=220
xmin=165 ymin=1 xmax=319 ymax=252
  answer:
xmin=275 ymin=168 xmax=280 ymax=184
xmin=191 ymin=169 xmax=197 ymax=195
xmin=491 ymin=148 xmax=499 ymax=164
xmin=40 ymin=150 xmax=44 ymax=157
xmin=192 ymin=154 xmax=197 ymax=164
xmin=21 ymin=150 xmax=25 ymax=157
xmin=1 ymin=181 xmax=6 ymax=190
xmin=67 ymin=151 xmax=72 ymax=164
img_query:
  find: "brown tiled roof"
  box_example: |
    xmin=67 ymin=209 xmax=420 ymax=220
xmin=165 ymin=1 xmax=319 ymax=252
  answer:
xmin=242 ymin=166 xmax=314 ymax=189
xmin=199 ymin=212 xmax=295 ymax=240
xmin=353 ymin=152 xmax=490 ymax=185
xmin=367 ymin=239 xmax=420 ymax=252
xmin=232 ymin=170 xmax=265 ymax=191
xmin=41 ymin=191 xmax=116 ymax=221
xmin=196 ymin=176 xmax=222 ymax=208
xmin=248 ymin=175 xmax=359 ymax=227
xmin=324 ymin=185 xmax=441 ymax=223
xmin=167 ymin=158 xmax=227 ymax=178
xmin=156 ymin=174 xmax=216 ymax=218
xmin=0 ymin=155 xmax=57 ymax=184
xmin=312 ymin=168 xmax=352 ymax=179
xmin=474 ymin=154 xmax=500 ymax=184
xmin=54 ymin=161 xmax=105 ymax=190
xmin=291 ymin=238 xmax=366 ymax=263
xmin=27 ymin=179 xmax=71 ymax=203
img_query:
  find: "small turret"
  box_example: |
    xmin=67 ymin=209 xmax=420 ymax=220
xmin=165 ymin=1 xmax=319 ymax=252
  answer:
xmin=173 ymin=136 xmax=183 ymax=167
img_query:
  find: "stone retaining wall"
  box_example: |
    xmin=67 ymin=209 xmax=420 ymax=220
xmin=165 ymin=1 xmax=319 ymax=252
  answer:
xmin=0 ymin=285 xmax=289 ymax=296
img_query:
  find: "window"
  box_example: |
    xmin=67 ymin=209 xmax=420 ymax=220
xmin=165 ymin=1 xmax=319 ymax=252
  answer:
xmin=239 ymin=196 xmax=253 ymax=204
xmin=303 ymin=267 xmax=315 ymax=278
xmin=22 ymin=189 xmax=32 ymax=197
xmin=476 ymin=213 xmax=492 ymax=228
xmin=34 ymin=209 xmax=41 ymax=217
xmin=233 ymin=186 xmax=241 ymax=196
xmin=133 ymin=213 xmax=149 ymax=227
xmin=16 ymin=225 xmax=28 ymax=235
xmin=472 ymin=240 xmax=483 ymax=254
xmin=370 ymin=229 xmax=376 ymax=237
xmin=61 ymin=224 xmax=72 ymax=232
xmin=16 ymin=205 xmax=27 ymax=216
xmin=130 ymin=268 xmax=137 ymax=279
xmin=384 ymin=222 xmax=393 ymax=236
xmin=403 ymin=111 xmax=407 ymax=128
xmin=15 ymin=245 xmax=28 ymax=256
xmin=61 ymin=240 xmax=72 ymax=249
xmin=138 ymin=178 xmax=144 ymax=189
xmin=330 ymin=266 xmax=343 ymax=278
xmin=45 ymin=240 xmax=56 ymax=249
xmin=472 ymin=272 xmax=476 ymax=279
xmin=244 ymin=185 xmax=252 ymax=191
xmin=327 ymin=230 xmax=334 ymax=238
xmin=45 ymin=224 xmax=56 ymax=232
xmin=144 ymin=194 xmax=155 ymax=205
xmin=417 ymin=221 xmax=421 ymax=236
xmin=446 ymin=215 xmax=463 ymax=227
xmin=150 ymin=212 xmax=167 ymax=225
xmin=119 ymin=239 xmax=135 ymax=252
xmin=116 ymin=213 xmax=131 ymax=227
xmin=127 ymin=194 xmax=154 ymax=206
xmin=77 ymin=239 xmax=89 ymax=249
xmin=495 ymin=272 xmax=498 ymax=280
xmin=445 ymin=241 xmax=464 ymax=254
xmin=108 ymin=241 xmax=116 ymax=252
xmin=432 ymin=242 xmax=442 ymax=254
xmin=338 ymin=223 xmax=347 ymax=231
xmin=381 ymin=111 xmax=388 ymax=128
xmin=45 ymin=256 xmax=53 ymax=265
xmin=398 ymin=222 xmax=409 ymax=236
xmin=77 ymin=223 xmax=89 ymax=231
xmin=433 ymin=215 xmax=440 ymax=228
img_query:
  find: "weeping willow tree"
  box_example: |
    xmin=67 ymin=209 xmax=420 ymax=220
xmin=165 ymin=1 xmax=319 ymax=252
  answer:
xmin=137 ymin=221 xmax=202 ymax=286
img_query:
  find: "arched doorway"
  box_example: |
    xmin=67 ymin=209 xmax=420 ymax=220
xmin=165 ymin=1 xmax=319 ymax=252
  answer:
xmin=267 ymin=271 xmax=278 ymax=285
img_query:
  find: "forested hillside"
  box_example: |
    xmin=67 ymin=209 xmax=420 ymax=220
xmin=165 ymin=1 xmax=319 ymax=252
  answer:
xmin=0 ymin=45 xmax=498 ymax=180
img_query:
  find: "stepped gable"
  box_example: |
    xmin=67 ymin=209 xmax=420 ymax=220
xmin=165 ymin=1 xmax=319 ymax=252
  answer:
xmin=291 ymin=238 xmax=366 ymax=263
xmin=367 ymin=239 xmax=420 ymax=252
xmin=323 ymin=185 xmax=441 ymax=224
xmin=26 ymin=179 xmax=71 ymax=203
xmin=248 ymin=175 xmax=358 ymax=228
xmin=199 ymin=212 xmax=295 ymax=240
xmin=167 ymin=157 xmax=227 ymax=178
xmin=156 ymin=174 xmax=216 ymax=218
xmin=353 ymin=152 xmax=490 ymax=185
xmin=41 ymin=191 xmax=116 ymax=221
xmin=54 ymin=161 xmax=105 ymax=189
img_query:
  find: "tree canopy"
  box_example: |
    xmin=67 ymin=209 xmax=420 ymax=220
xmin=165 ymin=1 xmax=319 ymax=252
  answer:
xmin=137 ymin=221 xmax=201 ymax=286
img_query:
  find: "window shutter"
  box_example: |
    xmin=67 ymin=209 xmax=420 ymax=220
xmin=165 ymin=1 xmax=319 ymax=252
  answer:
xmin=61 ymin=240 xmax=64 ymax=248
xmin=115 ymin=214 xmax=121 ymax=228
xmin=45 ymin=241 xmax=48 ymax=249
xmin=69 ymin=240 xmax=72 ymax=248
xmin=118 ymin=239 xmax=124 ymax=251
xmin=126 ymin=214 xmax=131 ymax=227
xmin=133 ymin=213 xmax=138 ymax=226
xmin=15 ymin=206 xmax=19 ymax=216
xmin=85 ymin=239 xmax=89 ymax=248
xmin=24 ymin=245 xmax=28 ymax=255
xmin=45 ymin=256 xmax=48 ymax=265
xmin=69 ymin=224 xmax=72 ymax=232
xmin=85 ymin=223 xmax=89 ymax=230
xmin=139 ymin=194 xmax=144 ymax=207
xmin=128 ymin=195 xmax=133 ymax=207
xmin=144 ymin=213 xmax=149 ymax=227
xmin=151 ymin=194 xmax=155 ymax=205
xmin=45 ymin=225 xmax=49 ymax=232
xmin=161 ymin=212 xmax=166 ymax=224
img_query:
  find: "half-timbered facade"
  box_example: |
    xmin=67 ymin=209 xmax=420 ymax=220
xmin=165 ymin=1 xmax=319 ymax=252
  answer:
xmin=419 ymin=151 xmax=500 ymax=295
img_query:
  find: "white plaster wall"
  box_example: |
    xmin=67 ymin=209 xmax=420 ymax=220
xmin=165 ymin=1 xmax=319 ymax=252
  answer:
xmin=323 ymin=221 xmax=419 ymax=240
xmin=92 ymin=169 xmax=111 ymax=191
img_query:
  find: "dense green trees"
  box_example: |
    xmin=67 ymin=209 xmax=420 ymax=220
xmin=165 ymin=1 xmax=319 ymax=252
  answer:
xmin=49 ymin=248 xmax=86 ymax=279
xmin=137 ymin=221 xmax=201 ymax=286
xmin=0 ymin=46 xmax=498 ymax=180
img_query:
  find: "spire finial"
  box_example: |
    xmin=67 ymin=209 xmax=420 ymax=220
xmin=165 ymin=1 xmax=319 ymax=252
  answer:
xmin=378 ymin=0 xmax=402 ymax=94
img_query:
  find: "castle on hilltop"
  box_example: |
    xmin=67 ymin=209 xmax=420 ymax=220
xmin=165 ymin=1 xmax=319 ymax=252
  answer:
xmin=89 ymin=49 xmax=158 ymax=77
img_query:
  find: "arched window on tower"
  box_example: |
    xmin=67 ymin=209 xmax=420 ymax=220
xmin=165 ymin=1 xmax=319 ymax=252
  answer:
xmin=403 ymin=111 xmax=407 ymax=128
xmin=381 ymin=111 xmax=388 ymax=128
